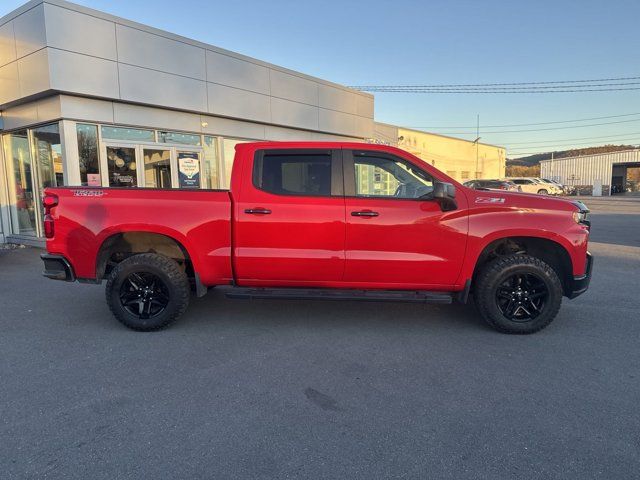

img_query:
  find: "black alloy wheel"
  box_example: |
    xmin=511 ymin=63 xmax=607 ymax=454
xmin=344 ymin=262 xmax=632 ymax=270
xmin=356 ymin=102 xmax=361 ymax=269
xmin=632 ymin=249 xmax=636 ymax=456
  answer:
xmin=119 ymin=271 xmax=170 ymax=319
xmin=473 ymin=254 xmax=563 ymax=334
xmin=106 ymin=253 xmax=190 ymax=331
xmin=495 ymin=272 xmax=549 ymax=322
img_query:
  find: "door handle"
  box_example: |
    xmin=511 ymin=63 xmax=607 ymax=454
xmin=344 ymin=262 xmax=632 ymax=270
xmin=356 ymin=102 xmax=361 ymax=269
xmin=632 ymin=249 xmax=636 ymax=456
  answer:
xmin=351 ymin=210 xmax=379 ymax=217
xmin=244 ymin=208 xmax=272 ymax=215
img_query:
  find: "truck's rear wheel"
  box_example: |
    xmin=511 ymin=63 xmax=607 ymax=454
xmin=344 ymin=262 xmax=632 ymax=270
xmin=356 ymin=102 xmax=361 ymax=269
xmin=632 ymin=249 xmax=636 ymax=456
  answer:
xmin=473 ymin=254 xmax=563 ymax=334
xmin=106 ymin=253 xmax=189 ymax=331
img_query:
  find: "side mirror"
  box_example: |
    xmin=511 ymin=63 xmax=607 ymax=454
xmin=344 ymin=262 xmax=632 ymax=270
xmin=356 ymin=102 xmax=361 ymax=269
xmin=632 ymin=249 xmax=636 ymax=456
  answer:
xmin=432 ymin=181 xmax=457 ymax=211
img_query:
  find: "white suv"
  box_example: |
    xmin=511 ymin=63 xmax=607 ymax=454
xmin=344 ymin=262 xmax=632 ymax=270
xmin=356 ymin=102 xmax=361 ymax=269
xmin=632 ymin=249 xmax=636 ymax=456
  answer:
xmin=506 ymin=177 xmax=563 ymax=195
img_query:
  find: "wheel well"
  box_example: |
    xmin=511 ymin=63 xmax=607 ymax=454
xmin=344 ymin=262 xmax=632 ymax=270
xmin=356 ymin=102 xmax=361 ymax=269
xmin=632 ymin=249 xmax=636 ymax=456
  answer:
xmin=96 ymin=232 xmax=194 ymax=281
xmin=473 ymin=237 xmax=573 ymax=295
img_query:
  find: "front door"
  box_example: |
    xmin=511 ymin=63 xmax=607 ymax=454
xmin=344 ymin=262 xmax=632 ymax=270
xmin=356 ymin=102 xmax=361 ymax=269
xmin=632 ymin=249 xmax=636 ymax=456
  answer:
xmin=343 ymin=149 xmax=467 ymax=288
xmin=234 ymin=148 xmax=345 ymax=285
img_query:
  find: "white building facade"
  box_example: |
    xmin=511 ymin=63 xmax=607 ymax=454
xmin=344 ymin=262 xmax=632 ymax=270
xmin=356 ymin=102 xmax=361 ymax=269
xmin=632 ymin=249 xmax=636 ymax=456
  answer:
xmin=0 ymin=0 xmax=374 ymax=244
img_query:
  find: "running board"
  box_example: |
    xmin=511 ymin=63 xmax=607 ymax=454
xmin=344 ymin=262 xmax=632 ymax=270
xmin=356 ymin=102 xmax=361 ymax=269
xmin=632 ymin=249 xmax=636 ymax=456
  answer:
xmin=225 ymin=287 xmax=454 ymax=304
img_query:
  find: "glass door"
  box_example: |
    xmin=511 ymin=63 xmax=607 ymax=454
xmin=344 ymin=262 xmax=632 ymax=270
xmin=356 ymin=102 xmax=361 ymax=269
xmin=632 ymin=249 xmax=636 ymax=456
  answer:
xmin=143 ymin=148 xmax=172 ymax=188
xmin=104 ymin=144 xmax=138 ymax=187
xmin=3 ymin=131 xmax=38 ymax=236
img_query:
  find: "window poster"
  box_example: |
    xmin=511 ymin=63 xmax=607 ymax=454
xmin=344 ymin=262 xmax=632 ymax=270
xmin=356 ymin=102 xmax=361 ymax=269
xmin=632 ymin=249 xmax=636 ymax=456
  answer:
xmin=178 ymin=152 xmax=201 ymax=189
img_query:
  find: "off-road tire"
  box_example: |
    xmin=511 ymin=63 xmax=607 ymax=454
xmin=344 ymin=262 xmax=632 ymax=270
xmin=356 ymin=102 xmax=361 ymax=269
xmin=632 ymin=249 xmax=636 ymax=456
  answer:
xmin=106 ymin=253 xmax=189 ymax=331
xmin=473 ymin=254 xmax=563 ymax=334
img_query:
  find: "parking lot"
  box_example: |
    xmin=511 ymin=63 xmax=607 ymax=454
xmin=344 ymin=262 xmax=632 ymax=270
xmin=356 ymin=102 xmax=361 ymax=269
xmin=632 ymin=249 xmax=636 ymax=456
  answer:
xmin=1 ymin=196 xmax=639 ymax=479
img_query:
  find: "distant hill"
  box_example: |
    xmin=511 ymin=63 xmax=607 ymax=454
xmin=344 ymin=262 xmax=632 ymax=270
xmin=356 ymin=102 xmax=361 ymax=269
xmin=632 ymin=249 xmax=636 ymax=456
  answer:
xmin=507 ymin=144 xmax=640 ymax=167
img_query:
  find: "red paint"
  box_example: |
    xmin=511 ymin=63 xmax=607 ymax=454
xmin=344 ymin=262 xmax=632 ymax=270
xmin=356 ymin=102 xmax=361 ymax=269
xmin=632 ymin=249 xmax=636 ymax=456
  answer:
xmin=45 ymin=142 xmax=590 ymax=292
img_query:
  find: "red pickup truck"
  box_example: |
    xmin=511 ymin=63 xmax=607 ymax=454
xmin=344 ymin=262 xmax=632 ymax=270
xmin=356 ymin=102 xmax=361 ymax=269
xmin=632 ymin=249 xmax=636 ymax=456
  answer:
xmin=41 ymin=142 xmax=592 ymax=334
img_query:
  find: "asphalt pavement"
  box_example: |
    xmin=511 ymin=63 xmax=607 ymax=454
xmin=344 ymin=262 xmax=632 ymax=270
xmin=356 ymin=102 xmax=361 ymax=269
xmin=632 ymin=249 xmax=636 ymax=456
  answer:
xmin=1 ymin=196 xmax=639 ymax=479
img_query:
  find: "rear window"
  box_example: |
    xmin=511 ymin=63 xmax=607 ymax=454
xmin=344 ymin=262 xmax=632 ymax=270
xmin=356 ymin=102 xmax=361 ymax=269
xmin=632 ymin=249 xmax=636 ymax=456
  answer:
xmin=253 ymin=152 xmax=332 ymax=196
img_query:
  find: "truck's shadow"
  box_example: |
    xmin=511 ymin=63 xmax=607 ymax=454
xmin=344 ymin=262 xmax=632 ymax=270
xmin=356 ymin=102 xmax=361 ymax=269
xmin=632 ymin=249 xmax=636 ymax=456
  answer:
xmin=178 ymin=289 xmax=488 ymax=333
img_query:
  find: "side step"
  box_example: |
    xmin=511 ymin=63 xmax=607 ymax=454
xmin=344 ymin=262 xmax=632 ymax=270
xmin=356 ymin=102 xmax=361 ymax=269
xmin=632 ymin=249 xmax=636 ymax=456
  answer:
xmin=225 ymin=287 xmax=454 ymax=304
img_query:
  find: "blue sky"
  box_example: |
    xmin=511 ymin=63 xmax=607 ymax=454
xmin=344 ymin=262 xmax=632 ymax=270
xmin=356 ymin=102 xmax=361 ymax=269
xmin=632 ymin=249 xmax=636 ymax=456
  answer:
xmin=2 ymin=0 xmax=639 ymax=156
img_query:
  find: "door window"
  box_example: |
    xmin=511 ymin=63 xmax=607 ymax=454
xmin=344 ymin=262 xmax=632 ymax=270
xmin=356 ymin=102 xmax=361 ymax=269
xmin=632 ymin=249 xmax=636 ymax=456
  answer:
xmin=143 ymin=149 xmax=172 ymax=188
xmin=253 ymin=152 xmax=332 ymax=196
xmin=353 ymin=153 xmax=433 ymax=199
xmin=107 ymin=146 xmax=138 ymax=187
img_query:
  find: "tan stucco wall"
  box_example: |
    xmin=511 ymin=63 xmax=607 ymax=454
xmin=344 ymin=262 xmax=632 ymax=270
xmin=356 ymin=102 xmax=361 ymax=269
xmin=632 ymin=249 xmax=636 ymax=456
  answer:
xmin=373 ymin=123 xmax=506 ymax=182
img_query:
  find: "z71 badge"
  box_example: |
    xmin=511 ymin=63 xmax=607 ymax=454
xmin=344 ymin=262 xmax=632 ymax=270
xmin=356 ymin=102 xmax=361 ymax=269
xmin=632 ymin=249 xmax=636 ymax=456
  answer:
xmin=475 ymin=197 xmax=505 ymax=204
xmin=72 ymin=189 xmax=105 ymax=197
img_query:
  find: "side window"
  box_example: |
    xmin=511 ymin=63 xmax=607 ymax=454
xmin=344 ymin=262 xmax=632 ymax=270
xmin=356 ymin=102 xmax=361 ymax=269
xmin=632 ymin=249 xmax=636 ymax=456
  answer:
xmin=253 ymin=152 xmax=332 ymax=196
xmin=353 ymin=152 xmax=433 ymax=199
xmin=512 ymin=179 xmax=525 ymax=185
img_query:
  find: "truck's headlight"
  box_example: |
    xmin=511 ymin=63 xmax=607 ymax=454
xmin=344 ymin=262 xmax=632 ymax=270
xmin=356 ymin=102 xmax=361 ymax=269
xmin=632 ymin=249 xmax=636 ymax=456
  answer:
xmin=573 ymin=211 xmax=587 ymax=224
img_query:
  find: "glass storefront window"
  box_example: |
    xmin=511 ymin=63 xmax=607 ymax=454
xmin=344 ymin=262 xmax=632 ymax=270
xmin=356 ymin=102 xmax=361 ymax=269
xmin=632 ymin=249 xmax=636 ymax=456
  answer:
xmin=202 ymin=136 xmax=219 ymax=189
xmin=101 ymin=126 xmax=155 ymax=142
xmin=143 ymin=149 xmax=172 ymax=188
xmin=3 ymin=130 xmax=38 ymax=236
xmin=222 ymin=138 xmax=251 ymax=189
xmin=106 ymin=146 xmax=138 ymax=187
xmin=158 ymin=131 xmax=201 ymax=146
xmin=32 ymin=123 xmax=63 ymax=188
xmin=77 ymin=123 xmax=101 ymax=186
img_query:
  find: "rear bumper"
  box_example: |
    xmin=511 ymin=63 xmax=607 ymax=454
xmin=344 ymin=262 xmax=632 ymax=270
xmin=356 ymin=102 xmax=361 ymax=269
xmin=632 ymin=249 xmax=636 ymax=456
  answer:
xmin=41 ymin=254 xmax=76 ymax=282
xmin=567 ymin=252 xmax=593 ymax=299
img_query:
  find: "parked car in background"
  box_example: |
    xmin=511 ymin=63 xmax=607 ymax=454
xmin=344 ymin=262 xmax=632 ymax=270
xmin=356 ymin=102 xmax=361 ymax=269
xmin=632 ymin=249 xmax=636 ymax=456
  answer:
xmin=540 ymin=178 xmax=567 ymax=194
xmin=506 ymin=177 xmax=563 ymax=195
xmin=463 ymin=179 xmax=521 ymax=192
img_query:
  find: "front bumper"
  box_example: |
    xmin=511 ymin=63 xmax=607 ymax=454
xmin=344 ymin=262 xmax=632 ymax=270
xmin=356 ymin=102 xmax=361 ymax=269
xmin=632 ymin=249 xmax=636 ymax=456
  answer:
xmin=567 ymin=252 xmax=593 ymax=299
xmin=41 ymin=254 xmax=76 ymax=282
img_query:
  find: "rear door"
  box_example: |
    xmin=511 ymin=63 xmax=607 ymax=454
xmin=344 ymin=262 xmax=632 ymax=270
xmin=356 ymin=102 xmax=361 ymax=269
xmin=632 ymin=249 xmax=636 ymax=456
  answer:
xmin=234 ymin=148 xmax=346 ymax=286
xmin=343 ymin=149 xmax=468 ymax=288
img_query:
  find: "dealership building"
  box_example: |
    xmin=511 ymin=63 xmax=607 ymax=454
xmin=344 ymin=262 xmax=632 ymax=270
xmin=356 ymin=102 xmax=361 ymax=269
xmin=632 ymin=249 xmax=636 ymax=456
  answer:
xmin=0 ymin=0 xmax=505 ymax=245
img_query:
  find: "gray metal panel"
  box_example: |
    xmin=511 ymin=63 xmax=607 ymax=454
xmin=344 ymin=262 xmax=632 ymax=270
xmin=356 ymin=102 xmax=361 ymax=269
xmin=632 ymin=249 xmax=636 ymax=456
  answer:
xmin=270 ymin=70 xmax=318 ymax=106
xmin=113 ymin=103 xmax=202 ymax=132
xmin=356 ymin=94 xmax=374 ymax=118
xmin=319 ymin=108 xmax=356 ymax=137
xmin=354 ymin=115 xmax=374 ymax=138
xmin=48 ymin=48 xmax=118 ymax=98
xmin=17 ymin=48 xmax=49 ymax=97
xmin=200 ymin=114 xmax=265 ymax=139
xmin=0 ymin=21 xmax=16 ymax=67
xmin=13 ymin=3 xmax=46 ymax=59
xmin=318 ymin=84 xmax=357 ymax=114
xmin=270 ymin=97 xmax=319 ymax=131
xmin=118 ymin=63 xmax=207 ymax=112
xmin=0 ymin=61 xmax=19 ymax=105
xmin=44 ymin=3 xmax=116 ymax=60
xmin=116 ymin=24 xmax=206 ymax=80
xmin=59 ymin=95 xmax=114 ymax=123
xmin=207 ymin=82 xmax=270 ymax=123
xmin=1 ymin=100 xmax=38 ymax=129
xmin=264 ymin=125 xmax=313 ymax=141
xmin=206 ymin=50 xmax=269 ymax=95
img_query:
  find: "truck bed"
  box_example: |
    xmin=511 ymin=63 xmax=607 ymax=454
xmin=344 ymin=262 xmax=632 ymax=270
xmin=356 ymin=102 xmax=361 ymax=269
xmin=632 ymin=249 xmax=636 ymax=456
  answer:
xmin=44 ymin=187 xmax=233 ymax=285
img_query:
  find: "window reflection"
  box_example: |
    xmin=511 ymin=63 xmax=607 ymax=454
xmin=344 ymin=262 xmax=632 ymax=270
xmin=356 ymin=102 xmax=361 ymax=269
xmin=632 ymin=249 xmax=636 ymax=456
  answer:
xmin=107 ymin=146 xmax=138 ymax=187
xmin=144 ymin=149 xmax=172 ymax=188
xmin=3 ymin=130 xmax=38 ymax=236
xmin=222 ymin=138 xmax=251 ymax=189
xmin=77 ymin=123 xmax=100 ymax=186
xmin=202 ymin=136 xmax=219 ymax=189
xmin=32 ymin=124 xmax=63 ymax=188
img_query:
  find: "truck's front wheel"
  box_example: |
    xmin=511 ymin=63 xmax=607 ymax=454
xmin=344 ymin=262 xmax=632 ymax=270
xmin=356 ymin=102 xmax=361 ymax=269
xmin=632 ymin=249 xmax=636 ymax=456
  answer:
xmin=106 ymin=253 xmax=190 ymax=331
xmin=474 ymin=254 xmax=563 ymax=334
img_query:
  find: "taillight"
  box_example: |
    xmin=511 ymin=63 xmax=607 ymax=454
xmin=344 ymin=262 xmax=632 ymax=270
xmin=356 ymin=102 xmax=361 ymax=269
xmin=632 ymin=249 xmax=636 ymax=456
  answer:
xmin=43 ymin=193 xmax=58 ymax=239
xmin=44 ymin=215 xmax=54 ymax=238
